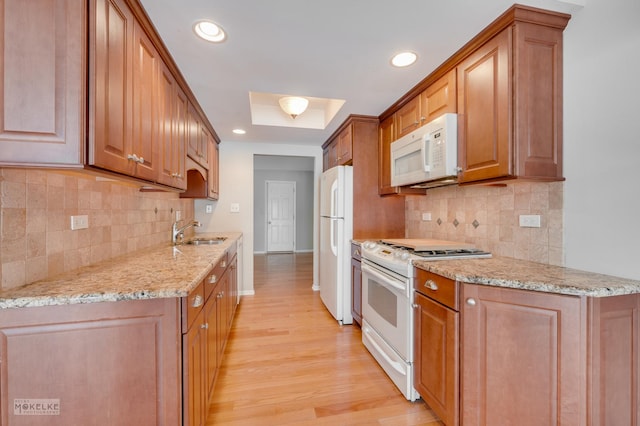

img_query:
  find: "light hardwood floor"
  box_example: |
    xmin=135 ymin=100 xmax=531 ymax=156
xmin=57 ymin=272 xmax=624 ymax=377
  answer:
xmin=207 ymin=252 xmax=444 ymax=425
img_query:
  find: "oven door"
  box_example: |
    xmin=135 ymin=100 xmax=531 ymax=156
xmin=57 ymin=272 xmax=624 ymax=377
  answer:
xmin=361 ymin=260 xmax=412 ymax=362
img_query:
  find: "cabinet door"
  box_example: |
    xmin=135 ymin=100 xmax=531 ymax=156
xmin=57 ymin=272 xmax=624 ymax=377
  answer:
xmin=207 ymin=137 xmax=219 ymax=200
xmin=0 ymin=299 xmax=181 ymax=426
xmin=457 ymin=29 xmax=511 ymax=183
xmin=337 ymin=124 xmax=353 ymax=165
xmin=0 ymin=0 xmax=85 ymax=167
xmin=414 ymin=292 xmax=459 ymax=426
xmin=395 ymin=96 xmax=421 ymax=138
xmin=130 ymin=22 xmax=158 ymax=181
xmin=461 ymin=283 xmax=586 ymax=425
xmin=420 ymin=69 xmax=457 ymax=124
xmin=204 ymin=287 xmax=220 ymax=404
xmin=328 ymin=140 xmax=339 ymax=169
xmin=157 ymin=63 xmax=187 ymax=189
xmin=183 ymin=308 xmax=206 ymax=426
xmin=588 ymin=295 xmax=640 ymax=425
xmin=378 ymin=116 xmax=395 ymax=195
xmin=90 ymin=0 xmax=134 ymax=172
xmin=512 ymin=22 xmax=564 ymax=179
xmin=351 ymin=257 xmax=362 ymax=326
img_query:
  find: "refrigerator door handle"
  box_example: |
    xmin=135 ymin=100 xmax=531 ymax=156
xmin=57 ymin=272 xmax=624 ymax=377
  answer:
xmin=331 ymin=180 xmax=339 ymax=217
xmin=330 ymin=219 xmax=338 ymax=256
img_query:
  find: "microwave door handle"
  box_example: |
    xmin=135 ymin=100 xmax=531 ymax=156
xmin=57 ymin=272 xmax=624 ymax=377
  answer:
xmin=423 ymin=135 xmax=431 ymax=172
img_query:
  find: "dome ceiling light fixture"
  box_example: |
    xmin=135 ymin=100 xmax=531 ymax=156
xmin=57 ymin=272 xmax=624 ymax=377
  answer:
xmin=193 ymin=20 xmax=226 ymax=43
xmin=391 ymin=51 xmax=418 ymax=68
xmin=278 ymin=96 xmax=309 ymax=119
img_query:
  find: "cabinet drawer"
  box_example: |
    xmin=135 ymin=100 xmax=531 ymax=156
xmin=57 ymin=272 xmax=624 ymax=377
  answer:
xmin=204 ymin=254 xmax=228 ymax=301
xmin=414 ymin=268 xmax=458 ymax=311
xmin=182 ymin=280 xmax=205 ymax=333
xmin=351 ymin=243 xmax=361 ymax=261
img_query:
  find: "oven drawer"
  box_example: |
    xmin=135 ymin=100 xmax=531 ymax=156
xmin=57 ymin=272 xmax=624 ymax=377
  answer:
xmin=414 ymin=268 xmax=458 ymax=311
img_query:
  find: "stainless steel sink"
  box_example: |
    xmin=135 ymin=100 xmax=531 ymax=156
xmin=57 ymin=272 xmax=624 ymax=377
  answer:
xmin=184 ymin=237 xmax=227 ymax=245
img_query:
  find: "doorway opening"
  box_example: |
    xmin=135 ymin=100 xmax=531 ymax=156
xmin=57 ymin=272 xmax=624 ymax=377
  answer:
xmin=253 ymin=155 xmax=315 ymax=254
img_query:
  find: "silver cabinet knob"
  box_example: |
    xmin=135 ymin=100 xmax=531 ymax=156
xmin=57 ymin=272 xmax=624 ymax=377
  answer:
xmin=425 ymin=279 xmax=438 ymax=291
xmin=191 ymin=294 xmax=203 ymax=308
xmin=209 ymin=275 xmax=217 ymax=284
xmin=411 ymin=303 xmax=419 ymax=309
xmin=466 ymin=298 xmax=477 ymax=306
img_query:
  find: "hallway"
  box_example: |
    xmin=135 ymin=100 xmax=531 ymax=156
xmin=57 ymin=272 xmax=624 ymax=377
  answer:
xmin=207 ymin=253 xmax=443 ymax=425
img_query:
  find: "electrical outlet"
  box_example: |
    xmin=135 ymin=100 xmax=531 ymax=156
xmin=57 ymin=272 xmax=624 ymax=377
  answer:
xmin=205 ymin=204 xmax=213 ymax=214
xmin=230 ymin=203 xmax=240 ymax=213
xmin=421 ymin=212 xmax=432 ymax=221
xmin=70 ymin=215 xmax=89 ymax=230
xmin=176 ymin=210 xmax=182 ymax=220
xmin=519 ymin=214 xmax=541 ymax=228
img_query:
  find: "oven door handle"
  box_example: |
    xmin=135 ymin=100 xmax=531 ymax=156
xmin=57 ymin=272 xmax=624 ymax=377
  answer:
xmin=363 ymin=325 xmax=406 ymax=376
xmin=362 ymin=263 xmax=405 ymax=292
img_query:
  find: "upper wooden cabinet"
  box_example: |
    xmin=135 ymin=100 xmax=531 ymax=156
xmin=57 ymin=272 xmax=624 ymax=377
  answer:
xmin=0 ymin=0 xmax=217 ymax=193
xmin=0 ymin=0 xmax=86 ymax=167
xmin=156 ymin=65 xmax=187 ymax=190
xmin=395 ymin=69 xmax=457 ymax=139
xmin=378 ymin=5 xmax=569 ymax=188
xmin=208 ymin=139 xmax=220 ymax=200
xmin=187 ymin=103 xmax=209 ymax=169
xmin=420 ymin=69 xmax=457 ymax=125
xmin=322 ymin=124 xmax=353 ymax=171
xmin=457 ymin=17 xmax=567 ymax=184
xmin=395 ymin=96 xmax=421 ymax=138
xmin=324 ymin=115 xmax=405 ymax=239
xmin=90 ymin=0 xmax=158 ymax=182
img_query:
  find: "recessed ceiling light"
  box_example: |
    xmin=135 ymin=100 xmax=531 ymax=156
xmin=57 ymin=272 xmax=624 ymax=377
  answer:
xmin=232 ymin=129 xmax=246 ymax=135
xmin=193 ymin=20 xmax=226 ymax=43
xmin=391 ymin=51 xmax=417 ymax=68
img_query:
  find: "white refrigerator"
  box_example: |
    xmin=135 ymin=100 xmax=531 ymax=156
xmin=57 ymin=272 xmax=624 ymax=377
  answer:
xmin=319 ymin=165 xmax=353 ymax=325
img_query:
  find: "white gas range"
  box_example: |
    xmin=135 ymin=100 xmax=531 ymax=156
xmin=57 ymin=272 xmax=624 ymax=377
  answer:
xmin=359 ymin=238 xmax=490 ymax=401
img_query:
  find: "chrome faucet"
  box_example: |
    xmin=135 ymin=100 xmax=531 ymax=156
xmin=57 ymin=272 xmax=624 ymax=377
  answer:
xmin=172 ymin=220 xmax=201 ymax=245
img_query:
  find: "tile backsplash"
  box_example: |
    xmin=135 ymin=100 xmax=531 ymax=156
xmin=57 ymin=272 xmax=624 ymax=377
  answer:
xmin=0 ymin=168 xmax=194 ymax=290
xmin=405 ymin=182 xmax=564 ymax=266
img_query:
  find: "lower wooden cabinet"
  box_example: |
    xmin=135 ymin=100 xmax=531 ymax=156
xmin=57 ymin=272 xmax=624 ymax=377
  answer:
xmin=0 ymin=298 xmax=181 ymax=426
xmin=461 ymin=283 xmax=586 ymax=425
xmin=183 ymin=251 xmax=238 ymax=425
xmin=350 ymin=243 xmax=362 ymax=326
xmin=412 ymin=271 xmax=640 ymax=425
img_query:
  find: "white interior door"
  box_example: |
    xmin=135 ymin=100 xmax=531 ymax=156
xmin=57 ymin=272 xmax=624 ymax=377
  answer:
xmin=266 ymin=181 xmax=296 ymax=252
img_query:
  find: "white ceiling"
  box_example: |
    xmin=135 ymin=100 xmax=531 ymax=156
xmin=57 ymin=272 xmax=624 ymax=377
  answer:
xmin=139 ymin=0 xmax=583 ymax=147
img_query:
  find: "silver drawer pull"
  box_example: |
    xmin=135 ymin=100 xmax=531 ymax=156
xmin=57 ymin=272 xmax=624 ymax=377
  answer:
xmin=191 ymin=294 xmax=203 ymax=308
xmin=221 ymin=260 xmax=227 ymax=268
xmin=424 ymin=279 xmax=438 ymax=291
xmin=209 ymin=274 xmax=218 ymax=284
xmin=466 ymin=298 xmax=477 ymax=306
xmin=411 ymin=303 xmax=419 ymax=309
xmin=200 ymin=323 xmax=209 ymax=329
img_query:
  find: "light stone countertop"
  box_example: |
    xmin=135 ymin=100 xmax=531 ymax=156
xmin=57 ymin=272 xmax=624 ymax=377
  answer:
xmin=0 ymin=232 xmax=242 ymax=309
xmin=413 ymin=256 xmax=640 ymax=297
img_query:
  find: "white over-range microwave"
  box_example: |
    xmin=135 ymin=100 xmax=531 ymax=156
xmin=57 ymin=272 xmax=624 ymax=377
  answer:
xmin=390 ymin=113 xmax=458 ymax=188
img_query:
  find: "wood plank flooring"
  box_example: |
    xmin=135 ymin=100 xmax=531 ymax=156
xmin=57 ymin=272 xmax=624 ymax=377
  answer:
xmin=207 ymin=253 xmax=444 ymax=425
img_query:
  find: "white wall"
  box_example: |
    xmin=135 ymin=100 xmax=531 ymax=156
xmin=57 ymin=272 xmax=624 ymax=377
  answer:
xmin=563 ymin=0 xmax=640 ymax=280
xmin=194 ymin=142 xmax=323 ymax=295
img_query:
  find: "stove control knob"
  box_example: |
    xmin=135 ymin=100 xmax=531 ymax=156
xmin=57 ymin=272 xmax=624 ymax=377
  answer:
xmin=362 ymin=241 xmax=377 ymax=250
xmin=394 ymin=249 xmax=410 ymax=260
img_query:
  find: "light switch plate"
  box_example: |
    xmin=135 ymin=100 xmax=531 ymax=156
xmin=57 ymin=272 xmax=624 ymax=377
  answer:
xmin=205 ymin=204 xmax=213 ymax=214
xmin=421 ymin=212 xmax=432 ymax=221
xmin=230 ymin=203 xmax=240 ymax=213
